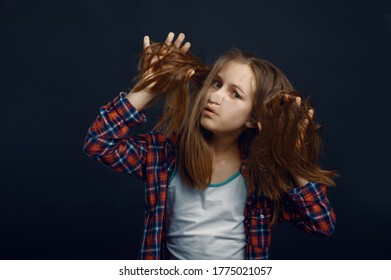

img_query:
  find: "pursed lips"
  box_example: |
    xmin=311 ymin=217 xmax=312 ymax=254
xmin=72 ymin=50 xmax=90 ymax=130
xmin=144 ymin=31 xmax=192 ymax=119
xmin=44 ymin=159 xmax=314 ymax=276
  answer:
xmin=204 ymin=105 xmax=219 ymax=116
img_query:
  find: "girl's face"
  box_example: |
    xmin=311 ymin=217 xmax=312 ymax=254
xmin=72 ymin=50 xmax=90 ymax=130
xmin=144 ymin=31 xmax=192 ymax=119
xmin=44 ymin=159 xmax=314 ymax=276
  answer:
xmin=200 ymin=60 xmax=256 ymax=137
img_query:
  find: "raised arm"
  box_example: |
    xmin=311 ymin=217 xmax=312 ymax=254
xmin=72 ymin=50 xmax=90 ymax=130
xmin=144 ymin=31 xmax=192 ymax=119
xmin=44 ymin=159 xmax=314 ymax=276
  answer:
xmin=247 ymin=90 xmax=338 ymax=234
xmin=83 ymin=32 xmax=193 ymax=179
xmin=83 ymin=92 xmax=149 ymax=179
xmin=279 ymin=94 xmax=336 ymax=236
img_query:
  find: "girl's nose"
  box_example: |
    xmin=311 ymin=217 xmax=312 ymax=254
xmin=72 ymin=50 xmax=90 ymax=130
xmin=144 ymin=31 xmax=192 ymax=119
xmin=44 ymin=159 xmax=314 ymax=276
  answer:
xmin=209 ymin=89 xmax=225 ymax=105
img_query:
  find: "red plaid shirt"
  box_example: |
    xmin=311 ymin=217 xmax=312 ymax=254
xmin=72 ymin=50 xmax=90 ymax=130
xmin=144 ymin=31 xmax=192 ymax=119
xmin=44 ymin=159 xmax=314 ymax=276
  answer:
xmin=83 ymin=91 xmax=336 ymax=260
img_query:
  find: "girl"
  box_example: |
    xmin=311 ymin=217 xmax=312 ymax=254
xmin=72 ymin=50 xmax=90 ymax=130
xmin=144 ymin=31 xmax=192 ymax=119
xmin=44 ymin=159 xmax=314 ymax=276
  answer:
xmin=83 ymin=32 xmax=337 ymax=260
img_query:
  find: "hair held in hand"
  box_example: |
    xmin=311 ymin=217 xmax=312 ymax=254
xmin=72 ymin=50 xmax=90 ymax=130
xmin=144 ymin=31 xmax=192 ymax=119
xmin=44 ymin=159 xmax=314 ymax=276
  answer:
xmin=246 ymin=90 xmax=339 ymax=225
xmin=132 ymin=42 xmax=210 ymax=136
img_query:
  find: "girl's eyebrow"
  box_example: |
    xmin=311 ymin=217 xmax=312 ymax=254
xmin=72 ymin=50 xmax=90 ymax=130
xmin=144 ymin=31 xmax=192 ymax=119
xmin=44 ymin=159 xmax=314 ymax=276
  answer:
xmin=216 ymin=74 xmax=248 ymax=95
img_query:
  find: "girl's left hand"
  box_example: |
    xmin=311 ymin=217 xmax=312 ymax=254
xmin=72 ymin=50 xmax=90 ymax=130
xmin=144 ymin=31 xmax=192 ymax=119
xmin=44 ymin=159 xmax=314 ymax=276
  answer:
xmin=257 ymin=92 xmax=315 ymax=187
xmin=283 ymin=94 xmax=314 ymax=186
xmin=257 ymin=94 xmax=314 ymax=145
xmin=292 ymin=94 xmax=314 ymax=186
xmin=285 ymin=94 xmax=314 ymax=148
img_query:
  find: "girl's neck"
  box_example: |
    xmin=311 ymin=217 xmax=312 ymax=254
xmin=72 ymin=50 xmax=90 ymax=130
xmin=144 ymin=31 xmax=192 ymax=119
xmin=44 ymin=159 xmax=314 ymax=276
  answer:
xmin=207 ymin=135 xmax=242 ymax=181
xmin=207 ymin=135 xmax=241 ymax=161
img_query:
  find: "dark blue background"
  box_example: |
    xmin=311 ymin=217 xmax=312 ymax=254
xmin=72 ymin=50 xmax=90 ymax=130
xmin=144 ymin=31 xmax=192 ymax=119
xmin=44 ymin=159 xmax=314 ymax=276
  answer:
xmin=1 ymin=0 xmax=390 ymax=259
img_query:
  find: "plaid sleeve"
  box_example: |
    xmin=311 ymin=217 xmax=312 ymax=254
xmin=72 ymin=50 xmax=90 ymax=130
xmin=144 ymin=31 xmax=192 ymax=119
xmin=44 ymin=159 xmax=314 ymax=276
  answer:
xmin=83 ymin=91 xmax=148 ymax=179
xmin=281 ymin=182 xmax=336 ymax=236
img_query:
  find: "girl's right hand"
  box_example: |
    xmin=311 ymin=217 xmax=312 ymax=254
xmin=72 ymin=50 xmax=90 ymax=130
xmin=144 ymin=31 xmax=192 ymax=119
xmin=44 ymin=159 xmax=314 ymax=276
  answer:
xmin=137 ymin=32 xmax=194 ymax=92
xmin=128 ymin=31 xmax=209 ymax=134
xmin=144 ymin=32 xmax=192 ymax=59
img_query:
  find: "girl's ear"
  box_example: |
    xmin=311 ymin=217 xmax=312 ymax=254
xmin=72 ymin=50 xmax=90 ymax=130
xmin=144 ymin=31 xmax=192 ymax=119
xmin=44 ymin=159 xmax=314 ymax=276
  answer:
xmin=245 ymin=120 xmax=258 ymax=128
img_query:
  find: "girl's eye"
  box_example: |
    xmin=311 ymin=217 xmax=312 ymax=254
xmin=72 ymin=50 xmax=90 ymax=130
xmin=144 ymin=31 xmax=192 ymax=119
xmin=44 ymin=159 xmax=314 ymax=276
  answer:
xmin=212 ymin=80 xmax=222 ymax=88
xmin=233 ymin=91 xmax=241 ymax=99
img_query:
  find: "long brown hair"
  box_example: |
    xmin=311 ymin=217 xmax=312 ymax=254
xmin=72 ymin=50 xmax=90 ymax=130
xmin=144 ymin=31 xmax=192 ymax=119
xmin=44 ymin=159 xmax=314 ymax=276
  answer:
xmin=134 ymin=44 xmax=338 ymax=226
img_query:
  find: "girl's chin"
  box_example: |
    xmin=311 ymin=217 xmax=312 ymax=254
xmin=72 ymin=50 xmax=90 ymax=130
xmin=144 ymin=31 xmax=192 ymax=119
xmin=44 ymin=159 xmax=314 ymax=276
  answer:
xmin=200 ymin=120 xmax=216 ymax=134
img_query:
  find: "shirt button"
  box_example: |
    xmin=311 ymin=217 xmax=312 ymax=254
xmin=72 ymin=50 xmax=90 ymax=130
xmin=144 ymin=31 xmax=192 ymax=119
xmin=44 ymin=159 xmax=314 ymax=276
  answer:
xmin=259 ymin=214 xmax=265 ymax=220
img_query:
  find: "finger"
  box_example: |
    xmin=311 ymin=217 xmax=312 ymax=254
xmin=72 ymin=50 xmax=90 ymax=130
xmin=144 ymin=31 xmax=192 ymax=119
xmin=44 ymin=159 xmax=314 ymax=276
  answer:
xmin=164 ymin=32 xmax=175 ymax=46
xmin=301 ymin=118 xmax=309 ymax=129
xmin=143 ymin=36 xmax=151 ymax=53
xmin=308 ymin=108 xmax=314 ymax=119
xmin=161 ymin=32 xmax=175 ymax=55
xmin=185 ymin=69 xmax=195 ymax=80
xmin=282 ymin=94 xmax=300 ymax=106
xmin=181 ymin=42 xmax=191 ymax=53
xmin=303 ymin=118 xmax=309 ymax=128
xmin=296 ymin=118 xmax=308 ymax=148
xmin=174 ymin=32 xmax=185 ymax=48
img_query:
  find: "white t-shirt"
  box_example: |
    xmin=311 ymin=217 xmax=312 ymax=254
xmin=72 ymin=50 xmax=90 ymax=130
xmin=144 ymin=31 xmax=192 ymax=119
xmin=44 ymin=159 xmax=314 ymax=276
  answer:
xmin=165 ymin=168 xmax=247 ymax=259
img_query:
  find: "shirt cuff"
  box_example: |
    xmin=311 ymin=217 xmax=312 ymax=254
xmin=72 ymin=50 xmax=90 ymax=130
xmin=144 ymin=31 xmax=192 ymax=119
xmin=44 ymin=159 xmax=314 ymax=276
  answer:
xmin=113 ymin=91 xmax=147 ymax=126
xmin=287 ymin=181 xmax=327 ymax=208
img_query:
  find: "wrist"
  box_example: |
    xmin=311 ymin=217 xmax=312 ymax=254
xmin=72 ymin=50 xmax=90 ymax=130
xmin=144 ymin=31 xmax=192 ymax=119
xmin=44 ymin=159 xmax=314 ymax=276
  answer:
xmin=291 ymin=175 xmax=309 ymax=187
xmin=126 ymin=89 xmax=156 ymax=112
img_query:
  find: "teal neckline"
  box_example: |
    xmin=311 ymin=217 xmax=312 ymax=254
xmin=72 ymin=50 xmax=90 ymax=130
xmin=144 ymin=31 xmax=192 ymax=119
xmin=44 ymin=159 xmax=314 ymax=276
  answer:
xmin=209 ymin=170 xmax=241 ymax=187
xmin=168 ymin=167 xmax=241 ymax=188
xmin=168 ymin=167 xmax=178 ymax=185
